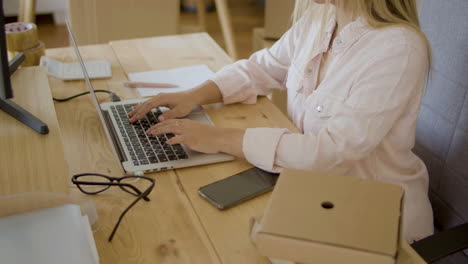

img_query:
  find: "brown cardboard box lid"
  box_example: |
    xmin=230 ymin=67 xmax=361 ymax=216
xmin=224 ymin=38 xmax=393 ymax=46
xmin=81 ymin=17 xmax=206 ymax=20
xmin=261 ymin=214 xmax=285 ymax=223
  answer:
xmin=257 ymin=169 xmax=403 ymax=263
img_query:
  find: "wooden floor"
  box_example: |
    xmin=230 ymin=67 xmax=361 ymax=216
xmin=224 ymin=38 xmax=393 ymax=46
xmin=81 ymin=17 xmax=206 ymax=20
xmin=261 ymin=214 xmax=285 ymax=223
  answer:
xmin=31 ymin=0 xmax=264 ymax=60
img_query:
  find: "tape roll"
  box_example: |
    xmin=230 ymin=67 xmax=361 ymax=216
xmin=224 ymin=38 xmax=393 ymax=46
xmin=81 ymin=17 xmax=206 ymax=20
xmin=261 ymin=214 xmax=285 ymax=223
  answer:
xmin=19 ymin=41 xmax=46 ymax=67
xmin=5 ymin=22 xmax=39 ymax=51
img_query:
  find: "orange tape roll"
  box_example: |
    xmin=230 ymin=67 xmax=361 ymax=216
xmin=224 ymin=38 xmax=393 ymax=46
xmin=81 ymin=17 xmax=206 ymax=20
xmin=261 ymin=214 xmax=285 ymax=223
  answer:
xmin=5 ymin=22 xmax=39 ymax=51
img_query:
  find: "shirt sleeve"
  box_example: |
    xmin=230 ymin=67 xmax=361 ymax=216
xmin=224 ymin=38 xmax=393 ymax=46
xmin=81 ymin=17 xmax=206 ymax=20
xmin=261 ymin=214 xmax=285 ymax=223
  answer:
xmin=242 ymin=43 xmax=429 ymax=173
xmin=210 ymin=16 xmax=306 ymax=105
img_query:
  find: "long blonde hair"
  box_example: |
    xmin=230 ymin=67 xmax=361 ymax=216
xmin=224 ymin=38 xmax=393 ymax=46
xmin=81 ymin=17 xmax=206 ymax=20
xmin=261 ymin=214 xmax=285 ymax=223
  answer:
xmin=293 ymin=0 xmax=430 ymax=60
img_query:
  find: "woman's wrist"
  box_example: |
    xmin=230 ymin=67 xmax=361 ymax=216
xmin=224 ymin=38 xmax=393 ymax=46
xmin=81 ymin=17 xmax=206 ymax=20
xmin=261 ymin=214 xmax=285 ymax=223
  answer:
xmin=187 ymin=80 xmax=223 ymax=105
xmin=216 ymin=127 xmax=246 ymax=158
xmin=185 ymin=88 xmax=205 ymax=106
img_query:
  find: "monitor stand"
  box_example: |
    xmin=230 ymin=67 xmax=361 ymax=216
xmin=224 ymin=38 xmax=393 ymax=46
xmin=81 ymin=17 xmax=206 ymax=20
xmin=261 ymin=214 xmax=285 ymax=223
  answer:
xmin=0 ymin=53 xmax=49 ymax=134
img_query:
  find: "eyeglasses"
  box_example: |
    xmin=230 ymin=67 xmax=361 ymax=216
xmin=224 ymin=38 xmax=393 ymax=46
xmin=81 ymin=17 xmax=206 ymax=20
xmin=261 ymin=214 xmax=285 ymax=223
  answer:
xmin=71 ymin=173 xmax=155 ymax=242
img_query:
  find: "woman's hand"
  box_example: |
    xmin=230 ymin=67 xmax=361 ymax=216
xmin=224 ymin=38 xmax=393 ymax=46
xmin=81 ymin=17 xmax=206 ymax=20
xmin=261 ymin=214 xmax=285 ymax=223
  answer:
xmin=147 ymin=119 xmax=245 ymax=157
xmin=128 ymin=80 xmax=224 ymax=123
xmin=128 ymin=92 xmax=196 ymax=123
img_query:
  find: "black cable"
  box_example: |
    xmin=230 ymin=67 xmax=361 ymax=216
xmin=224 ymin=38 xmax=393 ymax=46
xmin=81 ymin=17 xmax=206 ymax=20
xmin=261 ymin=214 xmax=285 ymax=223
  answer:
xmin=53 ymin=90 xmax=121 ymax=102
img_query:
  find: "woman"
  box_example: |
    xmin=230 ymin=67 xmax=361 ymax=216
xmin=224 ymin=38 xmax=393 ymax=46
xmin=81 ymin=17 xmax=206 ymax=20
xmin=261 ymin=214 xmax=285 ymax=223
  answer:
xmin=129 ymin=0 xmax=433 ymax=242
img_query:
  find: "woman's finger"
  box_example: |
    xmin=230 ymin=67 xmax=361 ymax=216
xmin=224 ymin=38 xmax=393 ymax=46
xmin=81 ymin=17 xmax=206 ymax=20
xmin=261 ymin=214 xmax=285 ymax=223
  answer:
xmin=167 ymin=135 xmax=185 ymax=145
xmin=129 ymin=102 xmax=152 ymax=122
xmin=158 ymin=106 xmax=186 ymax=121
xmin=127 ymin=103 xmax=144 ymax=117
xmin=147 ymin=120 xmax=184 ymax=135
xmin=148 ymin=119 xmax=178 ymax=131
xmin=129 ymin=97 xmax=166 ymax=122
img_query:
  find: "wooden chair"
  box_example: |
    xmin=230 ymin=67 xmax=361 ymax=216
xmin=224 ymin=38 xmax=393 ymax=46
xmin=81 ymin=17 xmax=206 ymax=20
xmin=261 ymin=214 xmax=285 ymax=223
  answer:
xmin=196 ymin=0 xmax=237 ymax=60
xmin=18 ymin=0 xmax=36 ymax=23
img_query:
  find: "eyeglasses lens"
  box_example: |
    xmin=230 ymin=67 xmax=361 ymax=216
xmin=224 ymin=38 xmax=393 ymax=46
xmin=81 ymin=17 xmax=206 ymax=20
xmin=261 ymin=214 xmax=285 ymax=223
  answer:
xmin=76 ymin=175 xmax=111 ymax=194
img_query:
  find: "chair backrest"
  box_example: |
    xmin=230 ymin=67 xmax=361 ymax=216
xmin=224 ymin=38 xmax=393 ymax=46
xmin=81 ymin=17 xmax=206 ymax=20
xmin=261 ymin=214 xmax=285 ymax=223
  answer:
xmin=415 ymin=0 xmax=468 ymax=262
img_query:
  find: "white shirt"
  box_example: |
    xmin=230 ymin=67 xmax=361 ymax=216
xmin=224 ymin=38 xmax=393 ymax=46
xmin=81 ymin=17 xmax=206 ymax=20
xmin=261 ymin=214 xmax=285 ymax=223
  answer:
xmin=211 ymin=13 xmax=434 ymax=242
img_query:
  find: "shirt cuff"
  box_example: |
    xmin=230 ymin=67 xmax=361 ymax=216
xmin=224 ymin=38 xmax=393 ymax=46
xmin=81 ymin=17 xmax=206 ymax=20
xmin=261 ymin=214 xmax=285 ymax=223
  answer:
xmin=243 ymin=127 xmax=288 ymax=171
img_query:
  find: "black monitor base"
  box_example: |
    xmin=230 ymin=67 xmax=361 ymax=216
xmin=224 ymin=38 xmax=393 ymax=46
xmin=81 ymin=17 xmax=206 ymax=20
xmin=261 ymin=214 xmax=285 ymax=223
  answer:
xmin=0 ymin=53 xmax=49 ymax=134
xmin=0 ymin=98 xmax=49 ymax=134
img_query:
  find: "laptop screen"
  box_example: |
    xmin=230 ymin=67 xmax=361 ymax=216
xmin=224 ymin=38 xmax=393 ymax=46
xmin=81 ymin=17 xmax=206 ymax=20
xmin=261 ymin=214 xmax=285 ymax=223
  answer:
xmin=65 ymin=21 xmax=121 ymax=164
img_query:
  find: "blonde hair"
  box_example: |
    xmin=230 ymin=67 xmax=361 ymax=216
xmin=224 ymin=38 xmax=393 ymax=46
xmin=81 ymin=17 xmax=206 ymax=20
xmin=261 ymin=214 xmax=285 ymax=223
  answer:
xmin=293 ymin=0 xmax=430 ymax=60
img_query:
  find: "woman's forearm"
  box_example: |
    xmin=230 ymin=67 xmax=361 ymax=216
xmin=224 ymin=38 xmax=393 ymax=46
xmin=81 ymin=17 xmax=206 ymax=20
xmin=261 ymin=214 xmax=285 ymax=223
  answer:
xmin=187 ymin=80 xmax=224 ymax=105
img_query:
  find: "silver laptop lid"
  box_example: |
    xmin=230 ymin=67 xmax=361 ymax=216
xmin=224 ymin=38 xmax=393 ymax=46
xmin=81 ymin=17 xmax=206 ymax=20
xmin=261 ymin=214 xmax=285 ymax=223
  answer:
xmin=65 ymin=21 xmax=121 ymax=164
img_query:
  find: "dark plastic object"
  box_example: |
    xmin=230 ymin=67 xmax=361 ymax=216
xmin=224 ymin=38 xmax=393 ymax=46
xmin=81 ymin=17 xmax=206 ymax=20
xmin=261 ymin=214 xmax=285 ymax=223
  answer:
xmin=411 ymin=222 xmax=468 ymax=263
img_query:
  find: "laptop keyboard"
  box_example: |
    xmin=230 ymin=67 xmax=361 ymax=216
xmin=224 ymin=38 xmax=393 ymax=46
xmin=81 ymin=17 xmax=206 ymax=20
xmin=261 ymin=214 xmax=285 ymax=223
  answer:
xmin=110 ymin=103 xmax=188 ymax=166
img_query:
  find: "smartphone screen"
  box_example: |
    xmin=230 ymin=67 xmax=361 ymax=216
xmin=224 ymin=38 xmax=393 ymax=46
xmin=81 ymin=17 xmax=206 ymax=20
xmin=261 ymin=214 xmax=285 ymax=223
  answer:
xmin=198 ymin=167 xmax=279 ymax=210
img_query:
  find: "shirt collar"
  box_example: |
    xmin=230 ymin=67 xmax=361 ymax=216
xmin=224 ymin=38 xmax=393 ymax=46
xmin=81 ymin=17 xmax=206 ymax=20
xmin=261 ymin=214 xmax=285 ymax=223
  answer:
xmin=320 ymin=16 xmax=371 ymax=54
xmin=319 ymin=17 xmax=338 ymax=52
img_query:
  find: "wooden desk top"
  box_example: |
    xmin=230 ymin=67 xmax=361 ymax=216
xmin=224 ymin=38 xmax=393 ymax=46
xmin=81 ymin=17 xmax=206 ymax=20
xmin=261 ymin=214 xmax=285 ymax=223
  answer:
xmin=46 ymin=43 xmax=219 ymax=264
xmin=45 ymin=33 xmax=297 ymax=264
xmin=0 ymin=67 xmax=68 ymax=195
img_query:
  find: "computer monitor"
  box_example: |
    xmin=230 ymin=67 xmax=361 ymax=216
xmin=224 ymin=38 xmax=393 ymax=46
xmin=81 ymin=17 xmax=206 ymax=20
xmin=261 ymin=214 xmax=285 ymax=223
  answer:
xmin=0 ymin=3 xmax=48 ymax=134
xmin=0 ymin=2 xmax=11 ymax=99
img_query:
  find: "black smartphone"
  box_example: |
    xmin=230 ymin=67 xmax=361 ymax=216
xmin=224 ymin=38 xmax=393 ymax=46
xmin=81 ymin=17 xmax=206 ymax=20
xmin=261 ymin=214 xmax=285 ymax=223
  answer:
xmin=198 ymin=167 xmax=279 ymax=210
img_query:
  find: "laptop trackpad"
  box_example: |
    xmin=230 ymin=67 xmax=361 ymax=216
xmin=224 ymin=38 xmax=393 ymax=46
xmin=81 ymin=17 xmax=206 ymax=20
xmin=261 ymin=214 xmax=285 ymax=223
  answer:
xmin=186 ymin=111 xmax=212 ymax=125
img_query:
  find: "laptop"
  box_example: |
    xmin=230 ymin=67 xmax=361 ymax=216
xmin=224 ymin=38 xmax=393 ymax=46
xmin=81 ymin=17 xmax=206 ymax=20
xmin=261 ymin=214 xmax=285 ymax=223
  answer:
xmin=66 ymin=22 xmax=234 ymax=174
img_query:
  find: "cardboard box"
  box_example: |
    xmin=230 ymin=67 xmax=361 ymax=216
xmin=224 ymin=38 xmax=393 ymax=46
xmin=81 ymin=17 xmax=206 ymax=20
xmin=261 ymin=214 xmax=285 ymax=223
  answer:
xmin=251 ymin=169 xmax=426 ymax=264
xmin=264 ymin=0 xmax=295 ymax=39
xmin=68 ymin=0 xmax=180 ymax=45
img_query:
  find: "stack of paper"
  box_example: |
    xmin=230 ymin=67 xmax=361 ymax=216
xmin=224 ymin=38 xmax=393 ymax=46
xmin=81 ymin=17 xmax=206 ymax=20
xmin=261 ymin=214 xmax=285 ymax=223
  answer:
xmin=0 ymin=204 xmax=99 ymax=264
xmin=128 ymin=64 xmax=215 ymax=97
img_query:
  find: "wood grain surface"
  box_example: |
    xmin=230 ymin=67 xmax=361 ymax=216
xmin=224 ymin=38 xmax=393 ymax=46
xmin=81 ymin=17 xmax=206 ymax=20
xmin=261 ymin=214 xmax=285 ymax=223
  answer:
xmin=111 ymin=33 xmax=298 ymax=264
xmin=0 ymin=67 xmax=68 ymax=195
xmin=46 ymin=43 xmax=221 ymax=264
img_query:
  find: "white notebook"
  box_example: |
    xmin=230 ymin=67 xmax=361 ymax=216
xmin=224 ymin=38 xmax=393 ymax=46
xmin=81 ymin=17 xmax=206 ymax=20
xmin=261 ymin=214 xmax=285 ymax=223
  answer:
xmin=0 ymin=204 xmax=99 ymax=264
xmin=128 ymin=64 xmax=215 ymax=97
xmin=40 ymin=56 xmax=112 ymax=81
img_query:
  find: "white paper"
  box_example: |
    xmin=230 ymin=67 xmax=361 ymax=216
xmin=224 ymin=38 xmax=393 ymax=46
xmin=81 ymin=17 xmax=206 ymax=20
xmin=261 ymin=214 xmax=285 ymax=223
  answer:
xmin=0 ymin=204 xmax=98 ymax=264
xmin=128 ymin=64 xmax=215 ymax=97
xmin=82 ymin=215 xmax=100 ymax=264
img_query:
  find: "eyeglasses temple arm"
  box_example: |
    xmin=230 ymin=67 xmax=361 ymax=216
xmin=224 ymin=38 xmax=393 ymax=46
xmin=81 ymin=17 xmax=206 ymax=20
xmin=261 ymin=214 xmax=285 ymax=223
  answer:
xmin=108 ymin=184 xmax=154 ymax=242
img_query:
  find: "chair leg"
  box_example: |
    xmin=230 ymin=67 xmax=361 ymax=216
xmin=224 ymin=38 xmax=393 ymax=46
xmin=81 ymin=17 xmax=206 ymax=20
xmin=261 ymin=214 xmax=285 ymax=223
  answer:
xmin=196 ymin=0 xmax=207 ymax=31
xmin=18 ymin=0 xmax=37 ymax=23
xmin=214 ymin=0 xmax=237 ymax=60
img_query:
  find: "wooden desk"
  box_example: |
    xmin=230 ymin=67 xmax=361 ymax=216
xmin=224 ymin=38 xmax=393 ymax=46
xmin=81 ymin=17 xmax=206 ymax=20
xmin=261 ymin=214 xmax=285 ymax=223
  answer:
xmin=0 ymin=67 xmax=68 ymax=195
xmin=46 ymin=44 xmax=219 ymax=264
xmin=45 ymin=33 xmax=297 ymax=264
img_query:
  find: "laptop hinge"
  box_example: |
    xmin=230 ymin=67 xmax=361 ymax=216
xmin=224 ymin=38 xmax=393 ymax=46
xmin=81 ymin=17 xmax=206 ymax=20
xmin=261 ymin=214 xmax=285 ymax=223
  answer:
xmin=102 ymin=109 xmax=127 ymax=162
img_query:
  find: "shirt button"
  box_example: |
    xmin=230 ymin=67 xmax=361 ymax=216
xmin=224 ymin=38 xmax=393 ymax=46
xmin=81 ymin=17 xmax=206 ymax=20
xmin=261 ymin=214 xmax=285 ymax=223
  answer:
xmin=316 ymin=105 xmax=324 ymax=113
xmin=334 ymin=38 xmax=343 ymax=45
xmin=307 ymin=68 xmax=313 ymax=74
